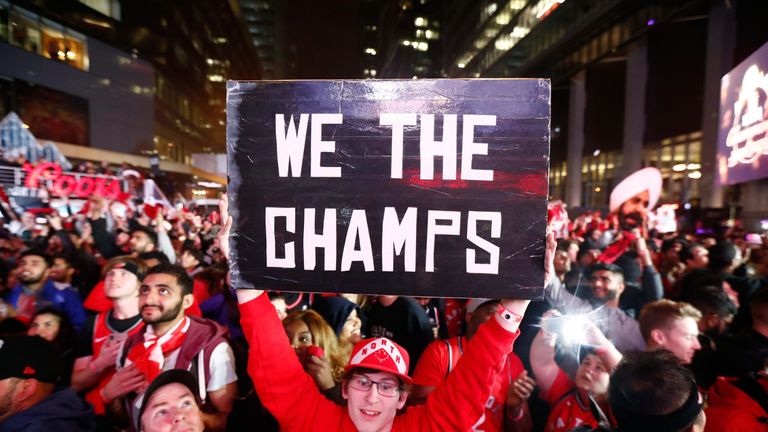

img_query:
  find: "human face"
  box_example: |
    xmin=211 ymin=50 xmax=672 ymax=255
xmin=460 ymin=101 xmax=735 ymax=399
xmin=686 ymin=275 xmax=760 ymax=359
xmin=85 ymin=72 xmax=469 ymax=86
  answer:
xmin=658 ymin=317 xmax=702 ymax=365
xmin=618 ymin=190 xmax=650 ymax=230
xmin=590 ymin=270 xmax=623 ymax=304
xmin=270 ymin=297 xmax=287 ymax=320
xmin=574 ymin=354 xmax=610 ymax=396
xmin=0 ymin=378 xmax=21 ymax=422
xmin=339 ymin=309 xmax=363 ymax=345
xmin=130 ymin=231 xmax=154 ymax=254
xmin=554 ymin=250 xmax=571 ymax=275
xmin=140 ymin=383 xmax=204 ymax=432
xmin=343 ymin=371 xmax=406 ymax=432
xmin=139 ymin=274 xmax=189 ymax=325
xmin=17 ymin=255 xmax=49 ymax=286
xmin=105 ymin=268 xmax=140 ymax=300
xmin=687 ymin=246 xmax=709 ymax=270
xmin=285 ymin=320 xmax=313 ymax=349
xmin=28 ymin=313 xmax=61 ymax=342
xmin=179 ymin=251 xmax=199 ymax=270
xmin=49 ymin=257 xmax=72 ymax=283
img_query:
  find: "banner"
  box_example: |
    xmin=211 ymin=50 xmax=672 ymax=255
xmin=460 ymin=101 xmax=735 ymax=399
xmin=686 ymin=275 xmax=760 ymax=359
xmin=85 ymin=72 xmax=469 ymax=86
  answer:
xmin=227 ymin=80 xmax=550 ymax=299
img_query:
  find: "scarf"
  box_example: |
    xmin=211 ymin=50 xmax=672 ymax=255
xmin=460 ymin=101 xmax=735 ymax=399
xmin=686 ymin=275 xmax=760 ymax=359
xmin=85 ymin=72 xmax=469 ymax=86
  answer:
xmin=126 ymin=316 xmax=190 ymax=383
xmin=598 ymin=231 xmax=636 ymax=264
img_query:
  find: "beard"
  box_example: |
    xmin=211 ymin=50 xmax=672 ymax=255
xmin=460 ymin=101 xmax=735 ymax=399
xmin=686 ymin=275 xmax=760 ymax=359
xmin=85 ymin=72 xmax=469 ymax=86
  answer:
xmin=141 ymin=300 xmax=183 ymax=324
xmin=18 ymin=271 xmax=45 ymax=285
xmin=618 ymin=211 xmax=643 ymax=231
xmin=588 ymin=288 xmax=620 ymax=306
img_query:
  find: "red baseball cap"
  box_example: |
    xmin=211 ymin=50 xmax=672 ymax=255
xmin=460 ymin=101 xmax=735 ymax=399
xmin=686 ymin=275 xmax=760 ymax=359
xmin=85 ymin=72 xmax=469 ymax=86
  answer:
xmin=345 ymin=337 xmax=412 ymax=384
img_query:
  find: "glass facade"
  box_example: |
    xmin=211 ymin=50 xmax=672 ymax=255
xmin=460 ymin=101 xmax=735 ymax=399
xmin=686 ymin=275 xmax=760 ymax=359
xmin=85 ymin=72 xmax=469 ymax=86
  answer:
xmin=1 ymin=1 xmax=89 ymax=71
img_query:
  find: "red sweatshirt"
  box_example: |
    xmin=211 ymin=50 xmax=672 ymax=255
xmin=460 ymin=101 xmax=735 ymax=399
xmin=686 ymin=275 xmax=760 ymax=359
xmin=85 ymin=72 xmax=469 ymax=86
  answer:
xmin=240 ymin=294 xmax=519 ymax=431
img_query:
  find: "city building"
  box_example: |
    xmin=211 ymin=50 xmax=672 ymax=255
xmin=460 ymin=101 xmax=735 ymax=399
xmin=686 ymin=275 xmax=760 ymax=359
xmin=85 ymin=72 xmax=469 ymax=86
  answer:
xmin=441 ymin=0 xmax=768 ymax=230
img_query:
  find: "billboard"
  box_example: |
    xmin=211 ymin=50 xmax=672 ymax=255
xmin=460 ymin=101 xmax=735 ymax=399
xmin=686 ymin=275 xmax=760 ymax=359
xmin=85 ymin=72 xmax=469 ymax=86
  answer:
xmin=717 ymin=40 xmax=768 ymax=185
xmin=227 ymin=80 xmax=550 ymax=299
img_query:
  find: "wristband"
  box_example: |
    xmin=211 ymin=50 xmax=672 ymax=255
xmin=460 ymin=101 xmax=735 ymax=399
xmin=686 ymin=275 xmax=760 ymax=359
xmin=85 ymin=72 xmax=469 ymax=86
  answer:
xmin=496 ymin=303 xmax=524 ymax=323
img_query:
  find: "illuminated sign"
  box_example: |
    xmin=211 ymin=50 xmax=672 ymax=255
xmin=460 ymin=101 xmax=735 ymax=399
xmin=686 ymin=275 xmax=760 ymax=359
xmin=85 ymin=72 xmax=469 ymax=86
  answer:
xmin=717 ymin=40 xmax=768 ymax=185
xmin=24 ymin=162 xmax=124 ymax=199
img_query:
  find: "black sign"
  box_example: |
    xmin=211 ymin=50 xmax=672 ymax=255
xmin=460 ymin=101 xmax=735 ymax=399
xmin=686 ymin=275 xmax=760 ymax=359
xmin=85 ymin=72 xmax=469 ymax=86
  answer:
xmin=227 ymin=80 xmax=550 ymax=299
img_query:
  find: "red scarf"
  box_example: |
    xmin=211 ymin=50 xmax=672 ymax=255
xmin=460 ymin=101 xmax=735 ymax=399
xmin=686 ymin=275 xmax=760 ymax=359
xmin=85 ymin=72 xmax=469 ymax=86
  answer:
xmin=598 ymin=231 xmax=636 ymax=264
xmin=126 ymin=317 xmax=190 ymax=383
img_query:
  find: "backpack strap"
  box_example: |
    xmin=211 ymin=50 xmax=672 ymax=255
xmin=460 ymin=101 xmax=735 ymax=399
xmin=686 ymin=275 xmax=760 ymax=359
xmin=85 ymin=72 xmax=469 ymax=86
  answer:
xmin=732 ymin=376 xmax=768 ymax=424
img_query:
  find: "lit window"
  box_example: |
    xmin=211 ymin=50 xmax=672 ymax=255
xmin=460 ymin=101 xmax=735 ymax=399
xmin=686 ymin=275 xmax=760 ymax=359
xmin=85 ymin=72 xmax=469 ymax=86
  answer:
xmin=415 ymin=42 xmax=428 ymax=51
xmin=208 ymin=74 xmax=225 ymax=82
xmin=457 ymin=63 xmax=466 ymax=69
xmin=414 ymin=17 xmax=427 ymax=27
xmin=364 ymin=47 xmax=377 ymax=55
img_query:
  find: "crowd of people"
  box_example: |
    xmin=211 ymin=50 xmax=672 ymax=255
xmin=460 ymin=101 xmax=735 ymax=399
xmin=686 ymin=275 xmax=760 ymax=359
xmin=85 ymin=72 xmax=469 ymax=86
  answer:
xmin=0 ymin=165 xmax=766 ymax=431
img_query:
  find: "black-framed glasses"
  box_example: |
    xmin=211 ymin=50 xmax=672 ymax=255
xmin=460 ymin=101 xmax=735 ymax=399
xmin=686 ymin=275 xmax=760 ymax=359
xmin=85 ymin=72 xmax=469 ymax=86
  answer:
xmin=349 ymin=375 xmax=402 ymax=398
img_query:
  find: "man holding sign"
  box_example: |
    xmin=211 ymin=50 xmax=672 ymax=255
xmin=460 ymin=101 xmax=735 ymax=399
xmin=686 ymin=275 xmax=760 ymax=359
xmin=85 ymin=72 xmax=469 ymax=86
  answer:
xmin=218 ymin=195 xmax=556 ymax=431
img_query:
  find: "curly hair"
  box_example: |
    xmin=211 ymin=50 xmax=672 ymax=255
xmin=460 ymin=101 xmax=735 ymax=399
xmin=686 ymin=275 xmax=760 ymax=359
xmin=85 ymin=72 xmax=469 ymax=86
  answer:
xmin=283 ymin=309 xmax=349 ymax=382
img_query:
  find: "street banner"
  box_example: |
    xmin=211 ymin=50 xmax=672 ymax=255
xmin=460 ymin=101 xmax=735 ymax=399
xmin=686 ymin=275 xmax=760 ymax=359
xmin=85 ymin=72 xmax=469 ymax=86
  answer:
xmin=227 ymin=79 xmax=550 ymax=299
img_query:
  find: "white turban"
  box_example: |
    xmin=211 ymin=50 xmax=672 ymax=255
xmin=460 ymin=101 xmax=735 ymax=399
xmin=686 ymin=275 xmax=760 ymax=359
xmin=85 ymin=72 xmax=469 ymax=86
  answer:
xmin=609 ymin=167 xmax=662 ymax=213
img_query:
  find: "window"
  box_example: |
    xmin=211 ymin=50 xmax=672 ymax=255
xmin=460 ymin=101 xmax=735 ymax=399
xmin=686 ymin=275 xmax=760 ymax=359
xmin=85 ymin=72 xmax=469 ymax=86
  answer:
xmin=7 ymin=5 xmax=89 ymax=71
xmin=78 ymin=0 xmax=121 ymax=20
xmin=10 ymin=10 xmax=41 ymax=54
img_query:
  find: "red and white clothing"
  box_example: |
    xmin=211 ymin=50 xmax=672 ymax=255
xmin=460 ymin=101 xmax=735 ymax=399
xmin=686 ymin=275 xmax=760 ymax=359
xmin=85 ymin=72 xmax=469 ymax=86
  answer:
xmin=412 ymin=336 xmax=526 ymax=432
xmin=239 ymin=293 xmax=520 ymax=431
xmin=541 ymin=369 xmax=600 ymax=432
xmin=83 ymin=310 xmax=144 ymax=415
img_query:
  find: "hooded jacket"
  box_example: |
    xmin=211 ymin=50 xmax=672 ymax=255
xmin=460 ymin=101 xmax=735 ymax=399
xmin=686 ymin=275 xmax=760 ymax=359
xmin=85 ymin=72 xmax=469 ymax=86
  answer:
xmin=0 ymin=388 xmax=95 ymax=432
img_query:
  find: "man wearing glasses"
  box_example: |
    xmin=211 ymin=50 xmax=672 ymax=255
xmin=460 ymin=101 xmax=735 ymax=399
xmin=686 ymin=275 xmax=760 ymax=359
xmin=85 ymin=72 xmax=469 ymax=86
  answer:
xmin=218 ymin=196 xmax=555 ymax=431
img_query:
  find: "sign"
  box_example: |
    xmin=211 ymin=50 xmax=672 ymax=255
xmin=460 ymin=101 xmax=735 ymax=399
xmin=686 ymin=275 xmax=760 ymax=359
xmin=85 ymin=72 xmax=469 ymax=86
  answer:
xmin=23 ymin=162 xmax=124 ymax=200
xmin=717 ymin=40 xmax=768 ymax=185
xmin=227 ymin=80 xmax=550 ymax=299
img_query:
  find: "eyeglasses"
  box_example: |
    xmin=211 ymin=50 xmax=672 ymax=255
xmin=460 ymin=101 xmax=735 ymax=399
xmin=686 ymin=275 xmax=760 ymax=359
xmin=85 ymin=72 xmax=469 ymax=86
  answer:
xmin=349 ymin=375 xmax=402 ymax=398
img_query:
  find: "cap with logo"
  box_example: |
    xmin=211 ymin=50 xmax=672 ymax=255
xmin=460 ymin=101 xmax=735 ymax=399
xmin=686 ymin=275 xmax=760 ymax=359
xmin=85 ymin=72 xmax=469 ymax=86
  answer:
xmin=346 ymin=337 xmax=412 ymax=384
xmin=0 ymin=336 xmax=61 ymax=383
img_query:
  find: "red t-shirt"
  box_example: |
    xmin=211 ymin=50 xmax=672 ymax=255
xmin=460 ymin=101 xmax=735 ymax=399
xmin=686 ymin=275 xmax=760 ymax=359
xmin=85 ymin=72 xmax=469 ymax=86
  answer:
xmin=541 ymin=369 xmax=599 ymax=432
xmin=412 ymin=336 xmax=525 ymax=432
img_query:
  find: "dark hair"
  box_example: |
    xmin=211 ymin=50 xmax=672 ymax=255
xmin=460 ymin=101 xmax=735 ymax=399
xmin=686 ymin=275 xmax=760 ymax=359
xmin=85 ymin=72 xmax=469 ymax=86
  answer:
xmin=679 ymin=286 xmax=737 ymax=319
xmin=707 ymin=241 xmax=737 ymax=272
xmin=51 ymin=253 xmax=73 ymax=268
xmin=138 ymin=250 xmax=170 ymax=266
xmin=30 ymin=307 xmax=77 ymax=353
xmin=194 ymin=262 xmax=229 ymax=296
xmin=19 ymin=249 xmax=53 ymax=267
xmin=131 ymin=225 xmax=158 ymax=246
xmin=609 ymin=350 xmax=702 ymax=431
xmin=182 ymin=247 xmax=206 ymax=268
xmin=146 ymin=263 xmax=193 ymax=296
xmin=677 ymin=244 xmax=705 ymax=264
xmin=661 ymin=238 xmax=688 ymax=254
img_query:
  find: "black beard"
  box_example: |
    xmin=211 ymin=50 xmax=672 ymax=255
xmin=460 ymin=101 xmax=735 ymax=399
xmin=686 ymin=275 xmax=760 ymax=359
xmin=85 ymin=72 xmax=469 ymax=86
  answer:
xmin=588 ymin=289 xmax=619 ymax=307
xmin=142 ymin=301 xmax=183 ymax=325
xmin=618 ymin=211 xmax=643 ymax=231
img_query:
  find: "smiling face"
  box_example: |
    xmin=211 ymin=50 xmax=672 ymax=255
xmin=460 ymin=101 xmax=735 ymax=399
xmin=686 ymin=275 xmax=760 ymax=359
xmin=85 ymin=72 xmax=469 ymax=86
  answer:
xmin=339 ymin=309 xmax=363 ymax=345
xmin=140 ymin=383 xmax=204 ymax=432
xmin=16 ymin=255 xmax=49 ymax=287
xmin=589 ymin=270 xmax=624 ymax=305
xmin=618 ymin=190 xmax=650 ymax=231
xmin=343 ymin=371 xmax=407 ymax=432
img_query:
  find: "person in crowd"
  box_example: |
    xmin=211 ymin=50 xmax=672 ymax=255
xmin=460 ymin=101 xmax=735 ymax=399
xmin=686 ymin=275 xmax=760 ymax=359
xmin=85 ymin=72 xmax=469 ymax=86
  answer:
xmin=137 ymin=370 xmax=205 ymax=432
xmin=3 ymin=250 xmax=85 ymax=329
xmin=638 ymin=299 xmax=702 ymax=365
xmin=0 ymin=335 xmax=95 ymax=431
xmin=715 ymin=286 xmax=768 ymax=379
xmin=679 ymin=244 xmax=710 ymax=274
xmin=545 ymin=262 xmax=645 ymax=352
xmin=180 ymin=248 xmax=206 ymax=277
xmin=218 ymin=195 xmax=556 ymax=431
xmin=608 ymin=350 xmax=705 ymax=432
xmin=553 ymin=247 xmax=572 ymax=283
xmin=139 ymin=250 xmax=170 ymax=269
xmin=411 ymin=298 xmax=536 ymax=431
xmin=27 ymin=307 xmax=77 ymax=387
xmin=704 ymin=368 xmax=768 ymax=431
xmin=268 ymin=292 xmax=288 ymax=320
xmin=103 ymin=264 xmax=237 ymax=431
xmin=312 ymin=295 xmax=364 ymax=346
xmin=682 ymin=286 xmax=737 ymax=388
xmin=530 ymin=310 xmax=623 ymax=432
xmin=364 ymin=295 xmax=436 ymax=373
xmin=129 ymin=221 xmax=176 ymax=264
xmin=49 ymin=254 xmax=75 ymax=288
xmin=283 ymin=308 xmax=349 ymax=404
xmin=708 ymin=240 xmax=767 ymax=332
xmin=71 ymin=257 xmax=146 ymax=424
xmin=598 ymin=167 xmax=662 ymax=262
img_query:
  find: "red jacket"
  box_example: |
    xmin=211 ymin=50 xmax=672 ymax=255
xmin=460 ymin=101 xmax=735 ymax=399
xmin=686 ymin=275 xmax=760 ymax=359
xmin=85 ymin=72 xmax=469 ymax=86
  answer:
xmin=240 ymin=294 xmax=520 ymax=431
xmin=705 ymin=377 xmax=768 ymax=431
